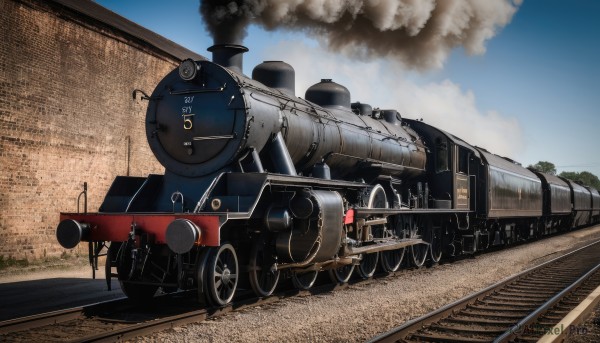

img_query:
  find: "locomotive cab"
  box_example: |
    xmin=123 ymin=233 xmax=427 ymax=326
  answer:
xmin=403 ymin=119 xmax=479 ymax=211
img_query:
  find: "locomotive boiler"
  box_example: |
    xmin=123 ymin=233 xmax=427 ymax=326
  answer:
xmin=56 ymin=43 xmax=600 ymax=306
xmin=148 ymin=44 xmax=426 ymax=182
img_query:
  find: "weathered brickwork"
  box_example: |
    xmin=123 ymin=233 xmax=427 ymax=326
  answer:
xmin=0 ymin=0 xmax=187 ymax=260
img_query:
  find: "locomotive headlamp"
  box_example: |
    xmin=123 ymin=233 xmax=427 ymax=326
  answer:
xmin=179 ymin=59 xmax=199 ymax=81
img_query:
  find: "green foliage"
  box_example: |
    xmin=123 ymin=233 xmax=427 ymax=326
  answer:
xmin=527 ymin=160 xmax=600 ymax=189
xmin=527 ymin=161 xmax=557 ymax=175
xmin=559 ymin=171 xmax=600 ymax=189
xmin=0 ymin=255 xmax=29 ymax=270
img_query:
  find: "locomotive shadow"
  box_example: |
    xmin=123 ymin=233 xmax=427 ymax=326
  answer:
xmin=0 ymin=277 xmax=123 ymax=321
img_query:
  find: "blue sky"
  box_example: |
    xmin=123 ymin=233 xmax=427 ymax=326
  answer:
xmin=440 ymin=0 xmax=600 ymax=174
xmin=95 ymin=0 xmax=600 ymax=177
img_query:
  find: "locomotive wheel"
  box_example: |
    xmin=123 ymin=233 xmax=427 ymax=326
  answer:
xmin=291 ymin=269 xmax=319 ymax=290
xmin=207 ymin=243 xmax=239 ymax=306
xmin=196 ymin=248 xmax=212 ymax=306
xmin=357 ymin=253 xmax=379 ymax=279
xmin=380 ymin=249 xmax=404 ymax=273
xmin=427 ymin=220 xmax=443 ymax=264
xmin=380 ymin=226 xmax=406 ymax=273
xmin=357 ymin=184 xmax=384 ymax=278
xmin=248 ymin=238 xmax=280 ymax=297
xmin=409 ymin=216 xmax=428 ymax=268
xmin=328 ymin=263 xmax=355 ymax=284
xmin=111 ymin=242 xmax=159 ymax=301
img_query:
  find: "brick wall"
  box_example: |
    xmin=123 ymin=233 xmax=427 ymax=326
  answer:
xmin=0 ymin=0 xmax=185 ymax=260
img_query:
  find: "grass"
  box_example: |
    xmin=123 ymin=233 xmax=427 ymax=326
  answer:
xmin=0 ymin=253 xmax=90 ymax=278
xmin=0 ymin=255 xmax=30 ymax=269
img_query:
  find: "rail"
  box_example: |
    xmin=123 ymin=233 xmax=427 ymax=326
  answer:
xmin=368 ymin=239 xmax=600 ymax=343
xmin=0 ymin=282 xmax=346 ymax=342
xmin=4 ymin=238 xmax=600 ymax=342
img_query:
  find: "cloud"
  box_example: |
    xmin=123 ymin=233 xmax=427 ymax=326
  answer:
xmin=260 ymin=40 xmax=523 ymax=158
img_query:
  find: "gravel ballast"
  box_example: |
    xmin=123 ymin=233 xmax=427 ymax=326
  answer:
xmin=136 ymin=225 xmax=600 ymax=343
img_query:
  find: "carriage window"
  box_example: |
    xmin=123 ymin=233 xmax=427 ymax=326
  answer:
xmin=435 ymin=138 xmax=449 ymax=173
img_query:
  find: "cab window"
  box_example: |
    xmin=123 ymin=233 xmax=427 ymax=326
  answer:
xmin=457 ymin=147 xmax=469 ymax=174
xmin=435 ymin=137 xmax=449 ymax=173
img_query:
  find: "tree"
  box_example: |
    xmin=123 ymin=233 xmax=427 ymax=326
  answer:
xmin=527 ymin=161 xmax=557 ymax=175
xmin=559 ymin=171 xmax=600 ymax=189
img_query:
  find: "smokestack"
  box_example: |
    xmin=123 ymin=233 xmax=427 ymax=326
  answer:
xmin=208 ymin=43 xmax=248 ymax=74
xmin=200 ymin=1 xmax=250 ymax=73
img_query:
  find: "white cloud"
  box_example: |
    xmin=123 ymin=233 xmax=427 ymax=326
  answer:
xmin=260 ymin=40 xmax=523 ymax=158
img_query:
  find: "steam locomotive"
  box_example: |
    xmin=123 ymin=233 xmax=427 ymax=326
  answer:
xmin=56 ymin=44 xmax=600 ymax=306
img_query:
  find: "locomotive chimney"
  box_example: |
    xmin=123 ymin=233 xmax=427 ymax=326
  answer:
xmin=207 ymin=43 xmax=248 ymax=74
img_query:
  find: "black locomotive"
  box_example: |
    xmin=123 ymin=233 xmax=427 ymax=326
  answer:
xmin=56 ymin=44 xmax=600 ymax=305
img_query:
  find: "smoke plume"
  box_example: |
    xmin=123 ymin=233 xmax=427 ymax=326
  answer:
xmin=200 ymin=0 xmax=522 ymax=69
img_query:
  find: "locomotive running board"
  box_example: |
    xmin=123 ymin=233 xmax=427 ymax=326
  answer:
xmin=344 ymin=238 xmax=427 ymax=256
xmin=353 ymin=208 xmax=472 ymax=217
xmin=274 ymin=239 xmax=425 ymax=272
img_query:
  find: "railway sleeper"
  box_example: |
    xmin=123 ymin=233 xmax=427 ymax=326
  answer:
xmin=546 ymin=272 xmax=584 ymax=281
xmin=446 ymin=316 xmax=516 ymax=325
xmin=474 ymin=299 xmax=540 ymax=310
xmin=427 ymin=323 xmax=508 ymax=334
xmin=467 ymin=304 xmax=533 ymax=313
xmin=517 ymin=335 xmax=545 ymax=343
xmin=515 ymin=275 xmax=575 ymax=287
xmin=539 ymin=313 xmax=568 ymax=321
xmin=536 ymin=319 xmax=564 ymax=327
xmin=503 ymin=284 xmax=560 ymax=293
xmin=555 ymin=299 xmax=587 ymax=306
xmin=408 ymin=332 xmax=492 ymax=343
xmin=487 ymin=295 xmax=548 ymax=303
xmin=552 ymin=302 xmax=578 ymax=313
xmin=460 ymin=309 xmax=532 ymax=319
xmin=514 ymin=279 xmax=575 ymax=287
xmin=494 ymin=290 xmax=556 ymax=299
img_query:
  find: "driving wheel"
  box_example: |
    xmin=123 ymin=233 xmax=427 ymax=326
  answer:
xmin=291 ymin=269 xmax=318 ymax=290
xmin=248 ymin=238 xmax=280 ymax=297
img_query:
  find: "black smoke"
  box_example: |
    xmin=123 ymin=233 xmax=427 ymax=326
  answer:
xmin=200 ymin=0 xmax=255 ymax=45
xmin=200 ymin=0 xmax=522 ymax=70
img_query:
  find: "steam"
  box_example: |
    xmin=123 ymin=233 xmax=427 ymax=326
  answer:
xmin=200 ymin=0 xmax=522 ymax=69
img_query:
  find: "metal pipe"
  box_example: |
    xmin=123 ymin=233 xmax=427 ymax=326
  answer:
xmin=269 ymin=132 xmax=297 ymax=175
xmin=126 ymin=136 xmax=131 ymax=176
xmin=77 ymin=182 xmax=87 ymax=214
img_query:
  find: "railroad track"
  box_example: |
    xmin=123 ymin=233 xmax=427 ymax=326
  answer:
xmin=369 ymin=239 xmax=600 ymax=343
xmin=0 ymin=292 xmax=208 ymax=342
xmin=0 ymin=278 xmax=346 ymax=342
xmin=2 ymin=238 xmax=599 ymax=343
